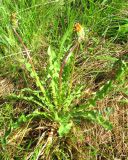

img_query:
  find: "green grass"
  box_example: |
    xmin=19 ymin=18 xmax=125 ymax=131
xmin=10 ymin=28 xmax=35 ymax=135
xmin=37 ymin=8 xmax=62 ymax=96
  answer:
xmin=0 ymin=0 xmax=128 ymax=159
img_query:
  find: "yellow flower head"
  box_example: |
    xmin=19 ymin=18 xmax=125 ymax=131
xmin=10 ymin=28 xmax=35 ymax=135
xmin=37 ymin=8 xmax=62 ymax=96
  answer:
xmin=74 ymin=23 xmax=83 ymax=32
xmin=74 ymin=23 xmax=85 ymax=42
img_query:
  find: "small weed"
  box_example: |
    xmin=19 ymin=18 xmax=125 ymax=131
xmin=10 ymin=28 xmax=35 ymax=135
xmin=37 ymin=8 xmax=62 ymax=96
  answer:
xmin=0 ymin=0 xmax=128 ymax=159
